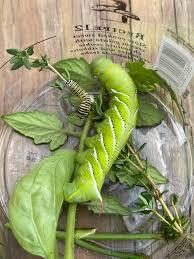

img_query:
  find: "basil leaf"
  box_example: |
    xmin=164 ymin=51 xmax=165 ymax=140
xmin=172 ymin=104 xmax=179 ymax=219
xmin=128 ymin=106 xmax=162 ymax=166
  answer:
xmin=137 ymin=95 xmax=165 ymax=127
xmin=2 ymin=111 xmax=67 ymax=150
xmin=9 ymin=150 xmax=76 ymax=258
xmin=53 ymin=58 xmax=95 ymax=90
xmin=85 ymin=195 xmax=129 ymax=216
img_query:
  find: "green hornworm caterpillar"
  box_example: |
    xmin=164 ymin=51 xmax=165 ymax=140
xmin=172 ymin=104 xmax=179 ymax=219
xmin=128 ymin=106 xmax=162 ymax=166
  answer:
xmin=64 ymin=57 xmax=138 ymax=203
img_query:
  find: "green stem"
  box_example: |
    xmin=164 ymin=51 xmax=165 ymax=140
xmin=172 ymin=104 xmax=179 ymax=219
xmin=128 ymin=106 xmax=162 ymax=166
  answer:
xmin=172 ymin=202 xmax=181 ymax=226
xmin=75 ymin=239 xmax=147 ymax=259
xmin=79 ymin=114 xmax=92 ymax=151
xmin=65 ymin=203 xmax=77 ymax=259
xmin=47 ymin=63 xmax=67 ymax=82
xmin=64 ymin=114 xmax=92 ymax=259
xmin=65 ymin=130 xmax=81 ymax=138
xmin=56 ymin=231 xmax=162 ymax=241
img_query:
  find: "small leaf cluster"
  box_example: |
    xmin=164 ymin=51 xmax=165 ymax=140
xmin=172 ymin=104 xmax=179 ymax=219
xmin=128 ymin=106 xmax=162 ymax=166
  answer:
xmin=31 ymin=55 xmax=49 ymax=71
xmin=7 ymin=46 xmax=34 ymax=70
xmin=136 ymin=191 xmax=156 ymax=214
xmin=107 ymin=143 xmax=167 ymax=188
xmin=7 ymin=47 xmax=50 ymax=72
xmin=49 ymin=80 xmax=64 ymax=90
xmin=162 ymin=215 xmax=190 ymax=240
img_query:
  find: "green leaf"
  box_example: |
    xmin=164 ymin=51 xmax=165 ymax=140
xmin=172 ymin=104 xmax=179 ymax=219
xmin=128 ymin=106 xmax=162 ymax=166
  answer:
xmin=8 ymin=150 xmax=76 ymax=258
xmin=10 ymin=56 xmax=21 ymax=64
xmin=2 ymin=111 xmax=67 ymax=150
xmin=21 ymin=50 xmax=27 ymax=57
xmin=126 ymin=61 xmax=157 ymax=93
xmin=11 ymin=59 xmax=23 ymax=70
xmin=64 ymin=94 xmax=80 ymax=108
xmin=7 ymin=48 xmax=20 ymax=55
xmin=53 ymin=58 xmax=96 ymax=90
xmin=86 ymin=194 xmax=129 ymax=216
xmin=138 ymin=194 xmax=149 ymax=206
xmin=114 ymin=170 xmax=139 ymax=187
xmin=68 ymin=113 xmax=85 ymax=126
xmin=31 ymin=56 xmax=49 ymax=71
xmin=137 ymin=95 xmax=165 ymax=127
xmin=144 ymin=162 xmax=168 ymax=184
xmin=27 ymin=46 xmax=34 ymax=56
xmin=31 ymin=59 xmax=42 ymax=68
xmin=126 ymin=61 xmax=184 ymax=120
xmin=107 ymin=168 xmax=118 ymax=183
xmin=171 ymin=193 xmax=179 ymax=205
xmin=109 ymin=158 xmax=167 ymax=187
xmin=23 ymin=58 xmax=31 ymax=70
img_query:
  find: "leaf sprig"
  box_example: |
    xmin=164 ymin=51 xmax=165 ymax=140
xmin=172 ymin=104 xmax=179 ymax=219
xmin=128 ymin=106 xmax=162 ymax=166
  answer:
xmin=7 ymin=46 xmax=34 ymax=70
xmin=125 ymin=143 xmax=187 ymax=240
xmin=126 ymin=61 xmax=185 ymax=121
xmin=108 ymin=142 xmax=168 ymax=188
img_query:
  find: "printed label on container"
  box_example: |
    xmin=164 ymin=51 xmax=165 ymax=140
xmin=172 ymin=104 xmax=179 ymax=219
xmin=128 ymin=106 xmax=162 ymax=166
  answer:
xmin=155 ymin=36 xmax=194 ymax=94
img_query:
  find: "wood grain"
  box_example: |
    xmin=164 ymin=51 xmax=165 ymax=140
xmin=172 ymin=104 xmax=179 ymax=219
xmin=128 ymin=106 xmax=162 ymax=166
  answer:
xmin=0 ymin=0 xmax=194 ymax=258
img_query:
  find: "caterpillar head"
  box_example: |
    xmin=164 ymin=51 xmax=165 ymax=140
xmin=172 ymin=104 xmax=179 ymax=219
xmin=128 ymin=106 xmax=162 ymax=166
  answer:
xmin=91 ymin=57 xmax=112 ymax=76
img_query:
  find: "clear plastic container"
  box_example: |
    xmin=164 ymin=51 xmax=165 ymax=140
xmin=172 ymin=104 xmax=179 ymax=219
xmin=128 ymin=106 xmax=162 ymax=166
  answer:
xmin=0 ymin=82 xmax=193 ymax=258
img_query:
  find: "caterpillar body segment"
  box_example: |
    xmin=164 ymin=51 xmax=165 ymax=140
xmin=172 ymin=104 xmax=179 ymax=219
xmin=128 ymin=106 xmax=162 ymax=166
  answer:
xmin=64 ymin=57 xmax=138 ymax=203
xmin=65 ymin=79 xmax=92 ymax=118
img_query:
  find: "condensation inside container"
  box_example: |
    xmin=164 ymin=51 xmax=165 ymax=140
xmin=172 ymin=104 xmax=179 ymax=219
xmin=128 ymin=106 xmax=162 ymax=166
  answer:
xmin=0 ymin=84 xmax=192 ymax=256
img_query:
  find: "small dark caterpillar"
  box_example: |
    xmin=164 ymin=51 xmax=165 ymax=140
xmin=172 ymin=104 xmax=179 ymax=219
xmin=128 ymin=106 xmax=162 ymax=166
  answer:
xmin=66 ymin=79 xmax=92 ymax=118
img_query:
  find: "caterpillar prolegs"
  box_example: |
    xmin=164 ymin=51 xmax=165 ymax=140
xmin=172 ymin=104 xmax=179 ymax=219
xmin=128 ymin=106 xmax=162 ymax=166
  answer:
xmin=64 ymin=57 xmax=138 ymax=203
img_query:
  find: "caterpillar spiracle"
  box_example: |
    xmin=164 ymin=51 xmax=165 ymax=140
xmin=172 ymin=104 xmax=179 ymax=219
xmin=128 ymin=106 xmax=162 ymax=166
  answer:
xmin=64 ymin=57 xmax=138 ymax=203
xmin=65 ymin=79 xmax=92 ymax=118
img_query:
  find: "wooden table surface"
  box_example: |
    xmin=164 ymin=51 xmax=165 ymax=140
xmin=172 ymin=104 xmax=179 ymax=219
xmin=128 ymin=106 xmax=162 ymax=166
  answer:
xmin=0 ymin=0 xmax=194 ymax=258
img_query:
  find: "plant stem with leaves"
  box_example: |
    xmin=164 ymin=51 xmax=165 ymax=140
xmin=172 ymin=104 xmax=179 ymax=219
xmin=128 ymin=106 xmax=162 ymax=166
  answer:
xmin=127 ymin=143 xmax=184 ymax=236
